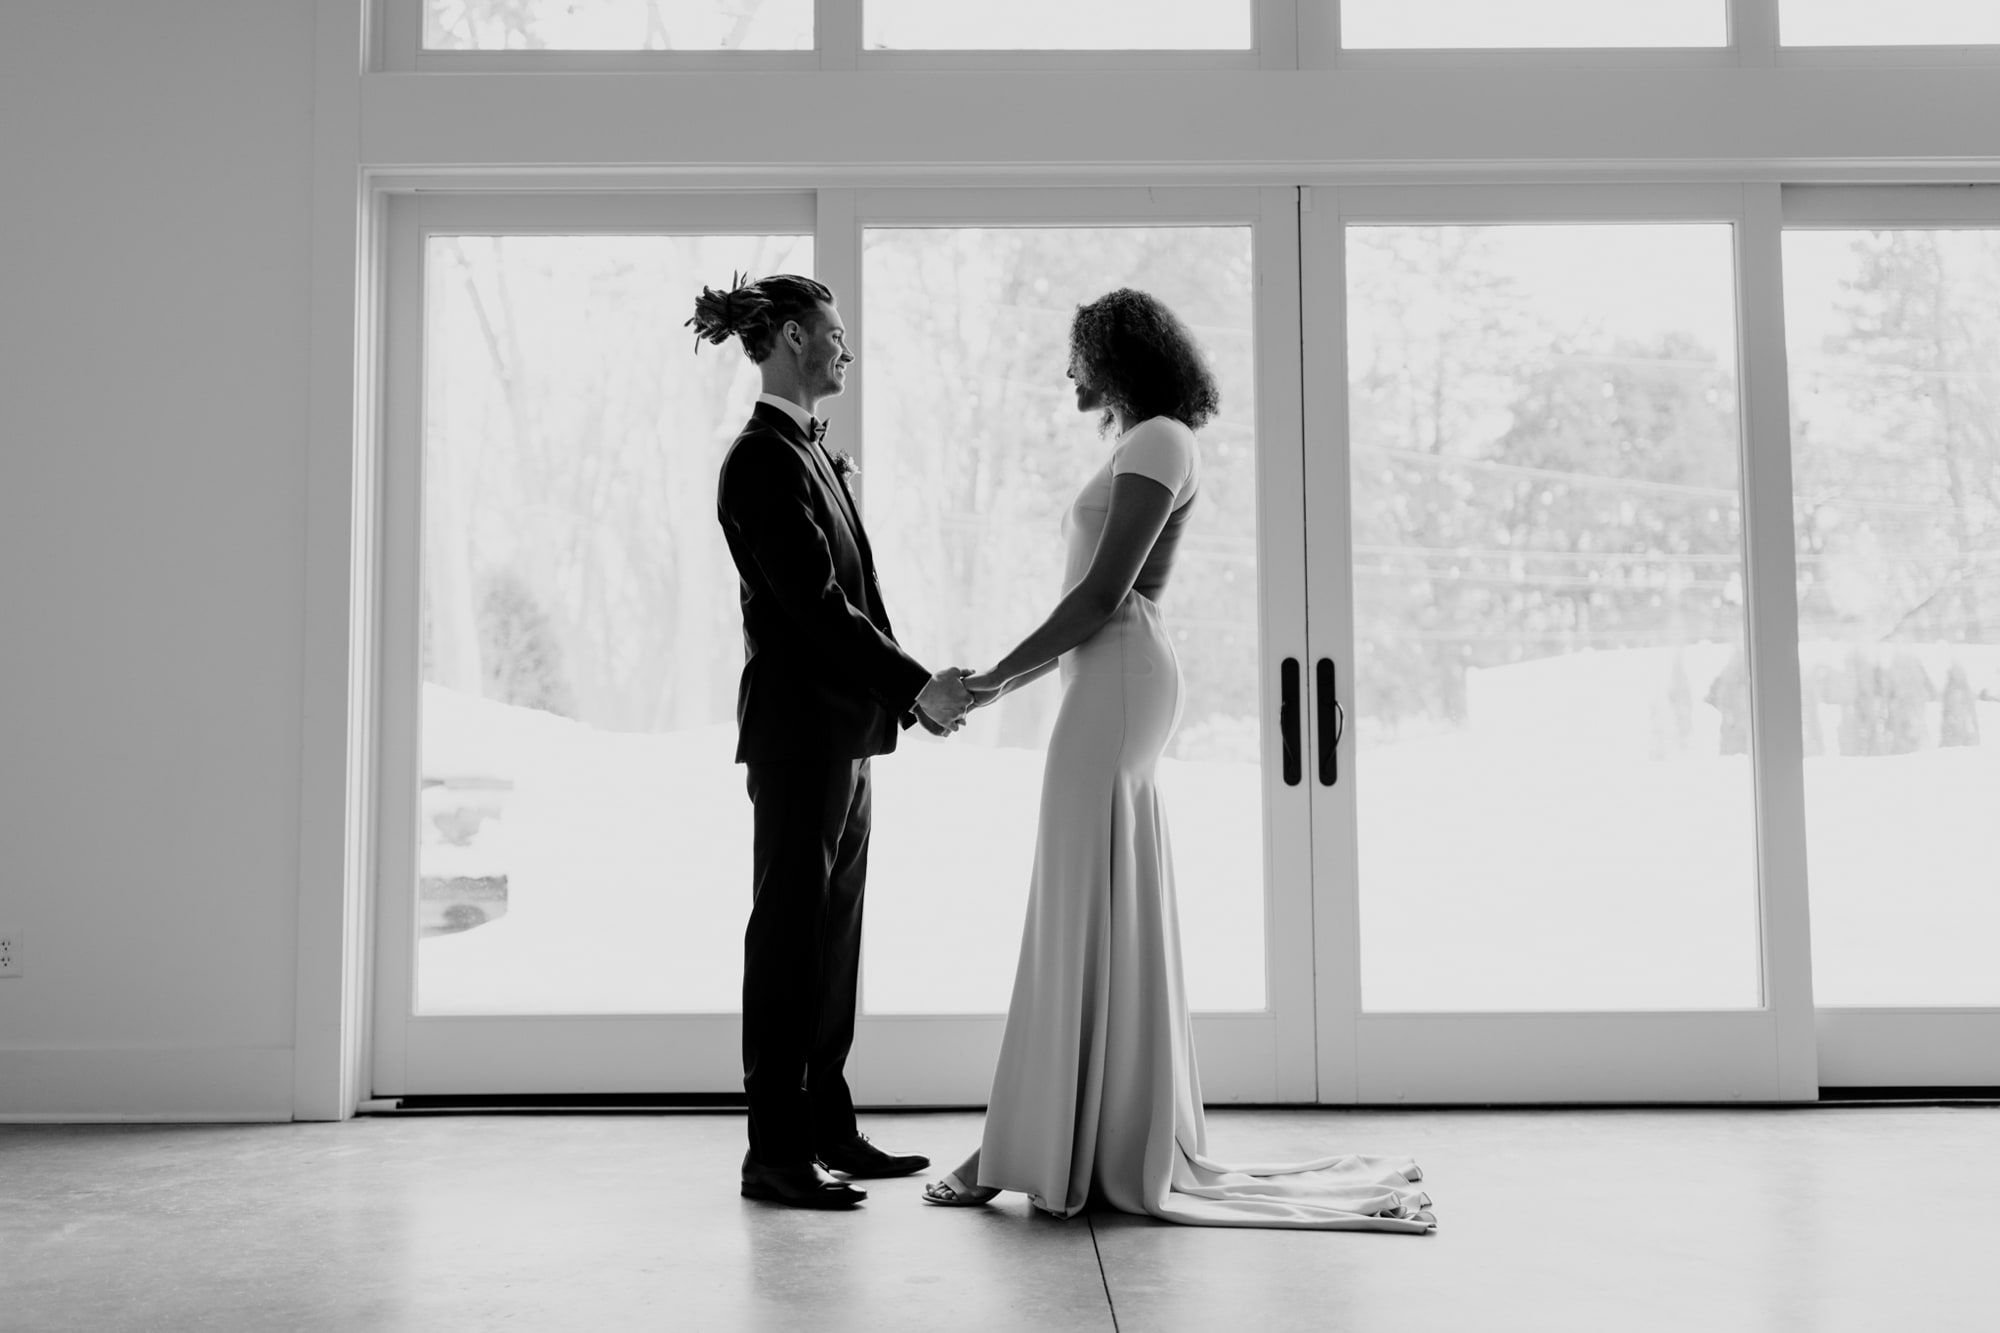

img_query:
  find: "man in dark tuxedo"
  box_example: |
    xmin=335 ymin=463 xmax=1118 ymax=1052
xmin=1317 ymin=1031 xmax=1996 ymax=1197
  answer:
xmin=691 ymin=273 xmax=973 ymax=1210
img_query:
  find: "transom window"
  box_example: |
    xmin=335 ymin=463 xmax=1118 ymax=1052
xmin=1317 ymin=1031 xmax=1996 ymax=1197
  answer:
xmin=403 ymin=0 xmax=2000 ymax=58
xmin=423 ymin=0 xmax=813 ymax=50
xmin=865 ymin=0 xmax=1252 ymax=50
xmin=1340 ymin=0 xmax=1727 ymax=50
xmin=1780 ymin=0 xmax=2000 ymax=47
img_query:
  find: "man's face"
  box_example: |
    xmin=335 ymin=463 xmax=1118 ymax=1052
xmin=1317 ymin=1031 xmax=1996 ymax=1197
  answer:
xmin=795 ymin=301 xmax=853 ymax=401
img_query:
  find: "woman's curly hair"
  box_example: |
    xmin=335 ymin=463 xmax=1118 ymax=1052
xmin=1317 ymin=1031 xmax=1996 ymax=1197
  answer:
xmin=1069 ymin=288 xmax=1220 ymax=434
xmin=686 ymin=271 xmax=834 ymax=364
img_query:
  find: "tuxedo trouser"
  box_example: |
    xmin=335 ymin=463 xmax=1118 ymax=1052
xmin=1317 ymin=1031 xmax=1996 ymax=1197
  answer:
xmin=742 ymin=757 xmax=870 ymax=1168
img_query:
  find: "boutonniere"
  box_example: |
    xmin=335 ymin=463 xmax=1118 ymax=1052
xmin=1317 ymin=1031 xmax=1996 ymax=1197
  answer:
xmin=831 ymin=451 xmax=861 ymax=485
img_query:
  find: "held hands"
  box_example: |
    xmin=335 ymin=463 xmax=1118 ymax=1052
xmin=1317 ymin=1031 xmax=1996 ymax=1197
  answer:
xmin=916 ymin=668 xmax=975 ymax=734
xmin=963 ymin=671 xmax=1004 ymax=707
xmin=916 ymin=667 xmax=1009 ymax=736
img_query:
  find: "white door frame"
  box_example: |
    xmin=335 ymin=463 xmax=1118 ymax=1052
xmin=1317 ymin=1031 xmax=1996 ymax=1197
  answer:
xmin=1302 ymin=183 xmax=1820 ymax=1102
xmin=371 ymin=185 xmax=1318 ymax=1105
xmin=1783 ymin=184 xmax=2000 ymax=1090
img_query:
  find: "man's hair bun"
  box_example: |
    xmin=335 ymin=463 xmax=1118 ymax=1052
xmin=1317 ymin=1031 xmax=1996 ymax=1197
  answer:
xmin=687 ymin=272 xmax=770 ymax=348
xmin=687 ymin=272 xmax=835 ymax=364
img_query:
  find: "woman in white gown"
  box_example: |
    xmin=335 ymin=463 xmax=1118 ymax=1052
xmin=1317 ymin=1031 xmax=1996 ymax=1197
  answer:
xmin=922 ymin=290 xmax=1434 ymax=1233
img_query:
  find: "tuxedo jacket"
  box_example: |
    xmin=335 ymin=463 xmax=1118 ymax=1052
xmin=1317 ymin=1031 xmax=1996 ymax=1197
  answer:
xmin=716 ymin=401 xmax=931 ymax=764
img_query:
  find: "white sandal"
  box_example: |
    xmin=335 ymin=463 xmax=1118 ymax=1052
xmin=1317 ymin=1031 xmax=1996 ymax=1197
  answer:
xmin=922 ymin=1171 xmax=999 ymax=1207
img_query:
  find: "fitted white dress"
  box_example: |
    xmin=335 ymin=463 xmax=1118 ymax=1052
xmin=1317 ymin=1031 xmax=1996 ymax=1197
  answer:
xmin=973 ymin=418 xmax=1435 ymax=1233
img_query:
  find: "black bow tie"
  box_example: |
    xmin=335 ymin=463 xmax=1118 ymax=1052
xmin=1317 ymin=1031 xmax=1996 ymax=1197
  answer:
xmin=808 ymin=418 xmax=828 ymax=444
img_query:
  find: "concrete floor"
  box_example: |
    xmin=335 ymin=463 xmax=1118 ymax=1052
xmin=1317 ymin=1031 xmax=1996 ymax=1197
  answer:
xmin=2 ymin=1106 xmax=1995 ymax=1332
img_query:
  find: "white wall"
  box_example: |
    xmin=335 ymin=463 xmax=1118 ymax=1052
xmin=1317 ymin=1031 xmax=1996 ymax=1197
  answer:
xmin=0 ymin=1 xmax=317 ymax=1118
xmin=3 ymin=4 xmax=1997 ymax=1120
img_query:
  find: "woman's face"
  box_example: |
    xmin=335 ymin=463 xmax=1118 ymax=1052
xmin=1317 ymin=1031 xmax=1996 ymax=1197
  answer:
xmin=1067 ymin=351 xmax=1105 ymax=415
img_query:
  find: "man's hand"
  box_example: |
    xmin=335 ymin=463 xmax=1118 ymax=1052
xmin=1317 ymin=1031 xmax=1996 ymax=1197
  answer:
xmin=915 ymin=668 xmax=973 ymax=732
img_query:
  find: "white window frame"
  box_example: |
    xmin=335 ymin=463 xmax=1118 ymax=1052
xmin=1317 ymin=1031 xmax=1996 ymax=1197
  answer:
xmin=1780 ymin=183 xmax=2000 ymax=1091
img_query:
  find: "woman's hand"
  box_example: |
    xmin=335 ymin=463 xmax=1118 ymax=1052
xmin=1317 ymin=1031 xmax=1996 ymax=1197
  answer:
xmin=964 ymin=670 xmax=1005 ymax=706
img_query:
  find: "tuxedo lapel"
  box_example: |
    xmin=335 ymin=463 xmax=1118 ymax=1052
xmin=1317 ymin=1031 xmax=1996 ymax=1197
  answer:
xmin=815 ymin=439 xmax=877 ymax=570
xmin=809 ymin=437 xmax=865 ymax=543
xmin=752 ymin=402 xmax=875 ymax=569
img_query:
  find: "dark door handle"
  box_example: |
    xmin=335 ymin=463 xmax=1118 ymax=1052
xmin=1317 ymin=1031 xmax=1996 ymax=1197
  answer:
xmin=1317 ymin=658 xmax=1345 ymax=786
xmin=1279 ymin=658 xmax=1301 ymax=786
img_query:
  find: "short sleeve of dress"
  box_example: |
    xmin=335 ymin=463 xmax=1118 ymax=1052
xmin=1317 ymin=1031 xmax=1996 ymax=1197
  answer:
xmin=1111 ymin=417 xmax=1197 ymax=504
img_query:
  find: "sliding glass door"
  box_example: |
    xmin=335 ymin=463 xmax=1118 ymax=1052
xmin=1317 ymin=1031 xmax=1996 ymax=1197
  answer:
xmin=372 ymin=183 xmax=1995 ymax=1105
xmin=833 ymin=187 xmax=1313 ymax=1105
xmin=372 ymin=188 xmax=1316 ymax=1103
xmin=370 ymin=192 xmax=819 ymax=1093
xmin=1782 ymin=187 xmax=2000 ymax=1090
xmin=1302 ymin=186 xmax=1819 ymax=1101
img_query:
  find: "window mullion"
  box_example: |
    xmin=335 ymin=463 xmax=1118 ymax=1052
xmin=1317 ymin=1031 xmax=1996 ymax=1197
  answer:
xmin=1257 ymin=0 xmax=1301 ymax=69
xmin=1735 ymin=181 xmax=1818 ymax=1096
xmin=1298 ymin=0 xmax=1339 ymax=67
xmin=377 ymin=0 xmax=418 ymax=73
xmin=817 ymin=0 xmax=860 ymax=69
xmin=1730 ymin=0 xmax=1781 ymax=64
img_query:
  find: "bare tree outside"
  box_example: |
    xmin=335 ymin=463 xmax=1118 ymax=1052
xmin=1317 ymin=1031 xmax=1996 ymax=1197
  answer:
xmin=425 ymin=0 xmax=810 ymax=50
xmin=404 ymin=217 xmax=1997 ymax=1019
xmin=1346 ymin=223 xmax=1763 ymax=1012
xmin=414 ymin=232 xmax=810 ymax=1015
xmin=859 ymin=226 xmax=1267 ymax=1014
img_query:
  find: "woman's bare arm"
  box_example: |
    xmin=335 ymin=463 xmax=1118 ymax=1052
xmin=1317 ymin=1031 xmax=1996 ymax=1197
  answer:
xmin=970 ymin=657 xmax=1058 ymax=706
xmin=967 ymin=473 xmax=1175 ymax=692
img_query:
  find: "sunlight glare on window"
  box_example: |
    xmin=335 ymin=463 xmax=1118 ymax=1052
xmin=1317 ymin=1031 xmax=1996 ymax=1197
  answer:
xmin=866 ymin=0 xmax=1251 ymax=50
xmin=1342 ymin=0 xmax=1725 ymax=49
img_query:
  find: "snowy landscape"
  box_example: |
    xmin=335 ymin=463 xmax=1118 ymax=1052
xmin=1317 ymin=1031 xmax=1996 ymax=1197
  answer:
xmin=415 ymin=642 xmax=2000 ymax=1018
xmin=408 ymin=221 xmax=2000 ymax=1022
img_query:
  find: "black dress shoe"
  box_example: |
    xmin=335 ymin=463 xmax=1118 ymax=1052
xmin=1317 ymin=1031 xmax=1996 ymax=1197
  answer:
xmin=818 ymin=1132 xmax=929 ymax=1179
xmin=741 ymin=1158 xmax=867 ymax=1209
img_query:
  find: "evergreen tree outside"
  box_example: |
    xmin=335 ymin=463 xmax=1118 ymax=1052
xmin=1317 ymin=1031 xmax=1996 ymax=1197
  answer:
xmin=478 ymin=569 xmax=575 ymax=718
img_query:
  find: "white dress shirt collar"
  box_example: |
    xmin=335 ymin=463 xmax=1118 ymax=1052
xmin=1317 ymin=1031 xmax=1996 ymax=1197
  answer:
xmin=756 ymin=392 xmax=816 ymax=436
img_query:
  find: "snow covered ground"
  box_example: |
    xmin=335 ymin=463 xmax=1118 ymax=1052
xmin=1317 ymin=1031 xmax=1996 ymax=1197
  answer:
xmin=414 ymin=684 xmax=1264 ymax=1016
xmin=413 ymin=649 xmax=1999 ymax=1019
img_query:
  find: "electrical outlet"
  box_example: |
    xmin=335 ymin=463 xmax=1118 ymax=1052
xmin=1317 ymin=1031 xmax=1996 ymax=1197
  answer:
xmin=0 ymin=931 xmax=18 ymax=978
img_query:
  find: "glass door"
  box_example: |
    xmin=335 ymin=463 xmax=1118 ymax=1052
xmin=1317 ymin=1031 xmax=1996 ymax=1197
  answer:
xmin=1303 ymin=185 xmax=1819 ymax=1101
xmin=1783 ymin=186 xmax=2000 ymax=1090
xmin=372 ymin=192 xmax=817 ymax=1094
xmin=838 ymin=187 xmax=1314 ymax=1106
xmin=373 ymin=188 xmax=1317 ymax=1103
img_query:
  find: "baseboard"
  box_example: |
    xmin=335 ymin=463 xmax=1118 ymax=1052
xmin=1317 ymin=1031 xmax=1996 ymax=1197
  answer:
xmin=0 ymin=1044 xmax=295 ymax=1122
